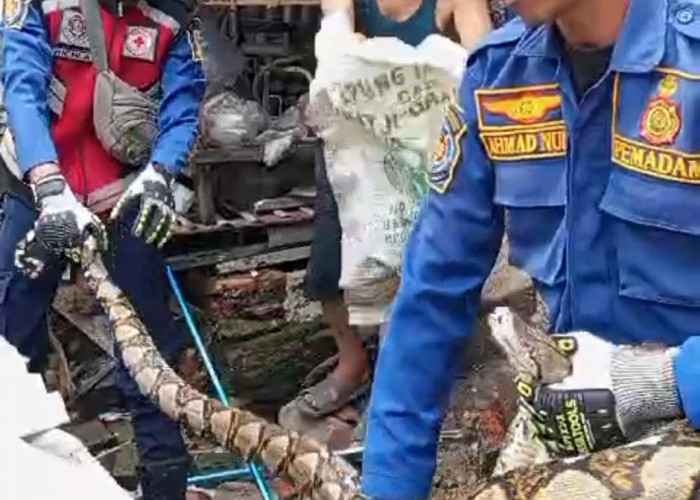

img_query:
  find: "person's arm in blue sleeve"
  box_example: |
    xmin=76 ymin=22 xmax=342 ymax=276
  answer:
xmin=3 ymin=2 xmax=59 ymax=175
xmin=148 ymin=28 xmax=205 ymax=176
xmin=360 ymin=58 xmax=504 ymax=500
xmin=674 ymin=339 xmax=700 ymax=429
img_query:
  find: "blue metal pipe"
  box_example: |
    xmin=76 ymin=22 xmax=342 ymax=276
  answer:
xmin=166 ymin=266 xmax=275 ymax=500
xmin=187 ymin=467 xmax=251 ymax=485
xmin=166 ymin=266 xmax=229 ymax=405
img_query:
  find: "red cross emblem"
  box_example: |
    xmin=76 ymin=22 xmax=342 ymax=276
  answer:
xmin=125 ymin=27 xmax=155 ymax=59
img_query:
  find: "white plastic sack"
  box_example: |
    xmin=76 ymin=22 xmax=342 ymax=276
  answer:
xmin=307 ymin=23 xmax=467 ymax=324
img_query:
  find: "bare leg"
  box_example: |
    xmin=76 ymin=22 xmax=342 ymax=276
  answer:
xmin=322 ymin=296 xmax=369 ymax=386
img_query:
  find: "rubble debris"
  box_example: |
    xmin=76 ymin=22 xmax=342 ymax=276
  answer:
xmin=67 ymin=361 xmax=116 ymax=410
xmin=278 ymin=401 xmax=360 ymax=451
xmin=429 ymin=321 xmax=518 ymax=500
xmin=205 ymin=269 xmax=287 ymax=296
xmin=53 ymin=283 xmax=114 ymax=357
xmin=62 ymin=420 xmax=119 ymax=456
xmin=212 ymin=317 xmax=285 ymax=342
xmin=205 ymin=269 xmax=287 ymax=320
xmin=47 ymin=323 xmax=75 ymax=400
xmin=284 ymin=269 xmax=322 ymax=323
xmin=214 ymin=322 xmax=335 ymax=416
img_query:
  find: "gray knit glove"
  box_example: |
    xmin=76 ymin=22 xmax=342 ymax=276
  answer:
xmin=610 ymin=346 xmax=682 ymax=437
xmin=520 ymin=332 xmax=682 ymax=457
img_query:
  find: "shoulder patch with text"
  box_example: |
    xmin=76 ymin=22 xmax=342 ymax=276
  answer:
xmin=428 ymin=101 xmax=466 ymax=193
xmin=54 ymin=9 xmax=91 ymax=62
xmin=186 ymin=17 xmax=204 ymax=63
xmin=3 ymin=0 xmax=30 ymax=29
xmin=474 ymin=84 xmax=567 ymax=161
xmin=611 ymin=70 xmax=699 ymax=184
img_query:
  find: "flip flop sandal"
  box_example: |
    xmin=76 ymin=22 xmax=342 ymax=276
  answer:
xmin=296 ymin=374 xmax=371 ymax=419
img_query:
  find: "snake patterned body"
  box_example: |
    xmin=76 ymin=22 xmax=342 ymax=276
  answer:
xmin=78 ymin=239 xmax=700 ymax=500
xmin=79 ymin=240 xmax=359 ymax=500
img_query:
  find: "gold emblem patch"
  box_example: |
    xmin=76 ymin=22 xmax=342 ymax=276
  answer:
xmin=658 ymin=74 xmax=678 ymax=98
xmin=638 ymin=74 xmax=681 ymax=146
xmin=639 ymin=96 xmax=681 ymax=146
xmin=480 ymin=93 xmax=561 ymax=125
xmin=3 ymin=0 xmax=30 ymax=29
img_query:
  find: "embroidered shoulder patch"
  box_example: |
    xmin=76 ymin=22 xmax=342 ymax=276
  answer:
xmin=639 ymin=74 xmax=681 ymax=146
xmin=186 ymin=18 xmax=204 ymax=63
xmin=54 ymin=9 xmax=91 ymax=62
xmin=475 ymin=85 xmax=562 ymax=127
xmin=428 ymin=101 xmax=466 ymax=194
xmin=123 ymin=26 xmax=159 ymax=62
xmin=474 ymin=84 xmax=567 ymax=161
xmin=480 ymin=93 xmax=560 ymax=125
xmin=3 ymin=0 xmax=31 ymax=29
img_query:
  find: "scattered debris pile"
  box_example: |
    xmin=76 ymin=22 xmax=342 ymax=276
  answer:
xmin=187 ymin=266 xmax=336 ymax=416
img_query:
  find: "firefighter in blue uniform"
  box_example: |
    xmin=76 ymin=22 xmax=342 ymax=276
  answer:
xmin=360 ymin=0 xmax=700 ymax=498
xmin=0 ymin=0 xmax=204 ymax=498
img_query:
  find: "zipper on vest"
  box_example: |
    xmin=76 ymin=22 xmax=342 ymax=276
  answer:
xmin=78 ymin=140 xmax=89 ymax=205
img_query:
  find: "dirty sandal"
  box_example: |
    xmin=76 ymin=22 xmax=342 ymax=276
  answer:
xmin=296 ymin=374 xmax=370 ymax=418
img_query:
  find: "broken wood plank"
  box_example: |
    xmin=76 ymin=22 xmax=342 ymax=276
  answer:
xmin=215 ymin=245 xmax=310 ymax=274
xmin=204 ymin=269 xmax=287 ymax=296
xmin=254 ymin=197 xmax=307 ymax=214
xmin=166 ymin=242 xmax=269 ymax=271
xmin=52 ymin=294 xmax=115 ymax=358
xmin=267 ymin=224 xmax=313 ymax=248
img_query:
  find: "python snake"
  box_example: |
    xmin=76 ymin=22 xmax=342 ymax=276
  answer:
xmin=77 ymin=237 xmax=700 ymax=500
xmin=473 ymin=307 xmax=700 ymax=499
xmin=79 ymin=238 xmax=359 ymax=500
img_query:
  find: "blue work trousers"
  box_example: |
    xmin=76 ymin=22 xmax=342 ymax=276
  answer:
xmin=0 ymin=192 xmax=189 ymax=467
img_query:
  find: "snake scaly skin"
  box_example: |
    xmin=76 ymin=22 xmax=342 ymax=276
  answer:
xmin=79 ymin=237 xmax=700 ymax=500
xmin=474 ymin=305 xmax=700 ymax=499
xmin=78 ymin=239 xmax=360 ymax=500
xmin=470 ymin=419 xmax=700 ymax=500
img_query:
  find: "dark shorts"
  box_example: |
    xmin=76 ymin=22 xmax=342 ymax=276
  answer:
xmin=305 ymin=146 xmax=343 ymax=301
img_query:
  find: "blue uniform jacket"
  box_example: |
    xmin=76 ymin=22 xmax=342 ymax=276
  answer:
xmin=1 ymin=1 xmax=204 ymax=176
xmin=361 ymin=0 xmax=700 ymax=498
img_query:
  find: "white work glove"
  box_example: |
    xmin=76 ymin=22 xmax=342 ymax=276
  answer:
xmin=110 ymin=163 xmax=176 ymax=248
xmin=16 ymin=172 xmax=106 ymax=278
xmin=518 ymin=331 xmax=682 ymax=457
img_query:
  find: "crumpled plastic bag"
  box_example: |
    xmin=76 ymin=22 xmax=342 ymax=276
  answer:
xmin=200 ymin=91 xmax=268 ymax=148
xmin=307 ymin=24 xmax=467 ymax=324
xmin=255 ymin=98 xmax=309 ymax=167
